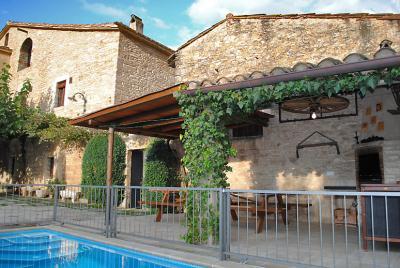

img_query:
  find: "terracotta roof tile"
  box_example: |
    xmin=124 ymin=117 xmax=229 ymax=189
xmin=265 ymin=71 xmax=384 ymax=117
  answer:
xmin=187 ymin=43 xmax=398 ymax=90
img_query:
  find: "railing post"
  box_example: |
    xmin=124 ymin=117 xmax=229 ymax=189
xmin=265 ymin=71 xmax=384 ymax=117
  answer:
xmin=105 ymin=186 xmax=111 ymax=238
xmin=111 ymin=187 xmax=118 ymax=238
xmin=219 ymin=189 xmax=229 ymax=261
xmin=53 ymin=185 xmax=59 ymax=222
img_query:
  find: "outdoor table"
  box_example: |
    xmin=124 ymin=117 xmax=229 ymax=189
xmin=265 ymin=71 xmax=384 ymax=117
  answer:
xmin=141 ymin=189 xmax=184 ymax=222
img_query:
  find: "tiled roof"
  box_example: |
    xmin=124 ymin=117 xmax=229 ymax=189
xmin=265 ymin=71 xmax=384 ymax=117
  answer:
xmin=177 ymin=13 xmax=400 ymax=51
xmin=0 ymin=21 xmax=174 ymax=56
xmin=187 ymin=40 xmax=398 ymax=90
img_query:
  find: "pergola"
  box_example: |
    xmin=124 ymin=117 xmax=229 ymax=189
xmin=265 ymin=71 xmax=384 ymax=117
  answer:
xmin=69 ymin=54 xmax=400 ymax=186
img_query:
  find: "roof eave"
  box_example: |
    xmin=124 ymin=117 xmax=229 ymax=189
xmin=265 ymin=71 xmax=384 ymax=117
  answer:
xmin=115 ymin=22 xmax=174 ymax=57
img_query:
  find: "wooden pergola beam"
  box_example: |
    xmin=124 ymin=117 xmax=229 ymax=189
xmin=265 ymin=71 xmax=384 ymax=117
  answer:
xmin=115 ymin=104 xmax=180 ymax=127
xmin=142 ymin=117 xmax=184 ymax=129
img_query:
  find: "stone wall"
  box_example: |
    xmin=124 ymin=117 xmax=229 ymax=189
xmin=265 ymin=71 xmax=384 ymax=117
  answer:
xmin=0 ymin=48 xmax=11 ymax=66
xmin=175 ymin=17 xmax=400 ymax=190
xmin=0 ymin=25 xmax=174 ymax=185
xmin=176 ymin=17 xmax=400 ymax=83
xmin=114 ymin=32 xmax=175 ymax=103
xmin=0 ymin=27 xmax=121 ymax=183
xmin=1 ymin=28 xmax=120 ymax=117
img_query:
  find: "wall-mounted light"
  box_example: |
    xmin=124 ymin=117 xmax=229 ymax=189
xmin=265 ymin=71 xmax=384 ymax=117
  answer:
xmin=68 ymin=92 xmax=87 ymax=114
xmin=311 ymin=111 xmax=317 ymax=120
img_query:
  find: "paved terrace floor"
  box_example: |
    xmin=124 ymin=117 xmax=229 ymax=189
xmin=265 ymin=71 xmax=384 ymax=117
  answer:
xmin=0 ymin=197 xmax=399 ymax=268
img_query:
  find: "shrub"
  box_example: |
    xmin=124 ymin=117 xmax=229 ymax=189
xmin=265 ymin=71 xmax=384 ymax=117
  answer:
xmin=81 ymin=134 xmax=126 ymax=203
xmin=142 ymin=139 xmax=180 ymax=205
xmin=143 ymin=161 xmax=169 ymax=187
xmin=144 ymin=139 xmax=179 ymax=187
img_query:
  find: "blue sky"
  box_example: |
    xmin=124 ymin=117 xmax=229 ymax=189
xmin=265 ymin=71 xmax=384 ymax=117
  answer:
xmin=1 ymin=0 xmax=400 ymax=49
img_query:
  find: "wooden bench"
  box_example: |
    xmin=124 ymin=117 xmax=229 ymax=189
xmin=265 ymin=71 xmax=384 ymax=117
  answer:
xmin=140 ymin=190 xmax=185 ymax=222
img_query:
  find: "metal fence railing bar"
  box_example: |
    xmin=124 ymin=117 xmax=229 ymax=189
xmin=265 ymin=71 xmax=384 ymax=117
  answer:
xmin=0 ymin=184 xmax=399 ymax=268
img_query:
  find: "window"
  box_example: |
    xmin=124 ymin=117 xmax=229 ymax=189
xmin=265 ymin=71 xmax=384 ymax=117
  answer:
xmin=18 ymin=38 xmax=33 ymax=71
xmin=55 ymin=80 xmax=66 ymax=107
xmin=4 ymin=33 xmax=9 ymax=46
xmin=48 ymin=157 xmax=55 ymax=179
xmin=232 ymin=124 xmax=263 ymax=138
xmin=357 ymin=150 xmax=383 ymax=186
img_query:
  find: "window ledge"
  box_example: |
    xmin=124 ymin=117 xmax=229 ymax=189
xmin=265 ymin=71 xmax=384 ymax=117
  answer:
xmin=231 ymin=135 xmax=263 ymax=140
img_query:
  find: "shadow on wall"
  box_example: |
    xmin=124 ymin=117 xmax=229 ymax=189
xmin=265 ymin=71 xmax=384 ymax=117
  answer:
xmin=1 ymin=138 xmax=59 ymax=184
xmin=227 ymin=115 xmax=358 ymax=191
xmin=35 ymin=88 xmax=53 ymax=112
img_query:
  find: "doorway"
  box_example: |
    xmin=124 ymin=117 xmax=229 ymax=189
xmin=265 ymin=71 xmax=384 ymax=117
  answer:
xmin=130 ymin=150 xmax=143 ymax=208
xmin=357 ymin=148 xmax=383 ymax=186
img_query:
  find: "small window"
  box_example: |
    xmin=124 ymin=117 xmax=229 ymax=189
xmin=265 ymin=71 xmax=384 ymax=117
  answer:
xmin=55 ymin=80 xmax=66 ymax=107
xmin=232 ymin=124 xmax=263 ymax=138
xmin=4 ymin=33 xmax=9 ymax=46
xmin=18 ymin=38 xmax=33 ymax=71
xmin=48 ymin=157 xmax=55 ymax=179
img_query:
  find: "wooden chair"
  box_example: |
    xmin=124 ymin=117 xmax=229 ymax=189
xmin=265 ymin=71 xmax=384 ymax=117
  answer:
xmin=230 ymin=193 xmax=288 ymax=233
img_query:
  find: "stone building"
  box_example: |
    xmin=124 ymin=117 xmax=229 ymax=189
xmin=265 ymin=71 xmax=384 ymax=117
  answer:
xmin=172 ymin=13 xmax=400 ymax=190
xmin=0 ymin=16 xmax=175 ymax=184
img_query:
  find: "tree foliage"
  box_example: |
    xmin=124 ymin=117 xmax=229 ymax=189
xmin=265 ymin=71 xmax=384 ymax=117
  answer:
xmin=0 ymin=65 xmax=32 ymax=139
xmin=81 ymin=134 xmax=126 ymax=186
xmin=144 ymin=139 xmax=180 ymax=187
xmin=0 ymin=64 xmax=93 ymax=147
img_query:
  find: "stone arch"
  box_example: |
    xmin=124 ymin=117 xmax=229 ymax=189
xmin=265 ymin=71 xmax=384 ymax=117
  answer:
xmin=18 ymin=38 xmax=33 ymax=71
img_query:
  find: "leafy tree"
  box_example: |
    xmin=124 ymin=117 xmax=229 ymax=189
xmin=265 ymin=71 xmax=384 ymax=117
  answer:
xmin=0 ymin=64 xmax=93 ymax=180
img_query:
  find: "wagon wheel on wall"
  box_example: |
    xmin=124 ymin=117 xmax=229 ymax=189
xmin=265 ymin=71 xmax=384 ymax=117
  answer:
xmin=281 ymin=96 xmax=350 ymax=115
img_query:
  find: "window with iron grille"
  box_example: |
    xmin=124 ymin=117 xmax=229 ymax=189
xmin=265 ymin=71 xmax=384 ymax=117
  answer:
xmin=232 ymin=124 xmax=263 ymax=138
xmin=55 ymin=80 xmax=66 ymax=107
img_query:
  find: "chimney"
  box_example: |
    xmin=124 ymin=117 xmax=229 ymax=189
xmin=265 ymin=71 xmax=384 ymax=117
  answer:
xmin=130 ymin=14 xmax=143 ymax=34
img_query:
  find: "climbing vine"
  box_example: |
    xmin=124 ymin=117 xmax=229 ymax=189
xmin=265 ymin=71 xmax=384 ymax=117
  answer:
xmin=175 ymin=67 xmax=400 ymax=244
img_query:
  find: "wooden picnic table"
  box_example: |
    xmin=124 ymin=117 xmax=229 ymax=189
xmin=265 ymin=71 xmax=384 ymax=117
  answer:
xmin=140 ymin=189 xmax=185 ymax=222
xmin=230 ymin=194 xmax=287 ymax=233
xmin=230 ymin=194 xmax=312 ymax=233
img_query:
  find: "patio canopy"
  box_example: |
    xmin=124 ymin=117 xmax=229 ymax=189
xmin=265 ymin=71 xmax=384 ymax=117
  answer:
xmin=69 ymin=84 xmax=273 ymax=139
xmin=69 ymin=43 xmax=400 ymax=186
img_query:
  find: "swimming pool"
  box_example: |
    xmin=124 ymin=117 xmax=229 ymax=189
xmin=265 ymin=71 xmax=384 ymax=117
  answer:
xmin=0 ymin=229 xmax=203 ymax=268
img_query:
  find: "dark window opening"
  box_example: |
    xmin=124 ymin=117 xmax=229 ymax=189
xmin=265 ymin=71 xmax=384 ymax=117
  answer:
xmin=4 ymin=33 xmax=9 ymax=47
xmin=48 ymin=157 xmax=55 ymax=179
xmin=358 ymin=152 xmax=383 ymax=185
xmin=130 ymin=150 xmax=143 ymax=208
xmin=10 ymin=157 xmax=16 ymax=177
xmin=18 ymin=38 xmax=32 ymax=71
xmin=55 ymin=80 xmax=66 ymax=107
xmin=232 ymin=124 xmax=263 ymax=138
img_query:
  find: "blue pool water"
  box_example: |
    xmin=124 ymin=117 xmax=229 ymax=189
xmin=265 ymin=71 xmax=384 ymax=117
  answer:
xmin=0 ymin=229 xmax=203 ymax=268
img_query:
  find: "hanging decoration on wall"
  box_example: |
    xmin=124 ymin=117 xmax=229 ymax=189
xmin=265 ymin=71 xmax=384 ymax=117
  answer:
xmin=296 ymin=131 xmax=340 ymax=158
xmin=279 ymin=93 xmax=357 ymax=123
xmin=388 ymin=84 xmax=400 ymax=115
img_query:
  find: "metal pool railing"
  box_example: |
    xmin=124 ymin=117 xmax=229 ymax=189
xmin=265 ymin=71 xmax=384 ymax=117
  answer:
xmin=0 ymin=184 xmax=399 ymax=268
xmin=223 ymin=189 xmax=400 ymax=268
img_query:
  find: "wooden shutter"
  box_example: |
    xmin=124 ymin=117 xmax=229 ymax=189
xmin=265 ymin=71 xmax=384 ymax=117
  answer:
xmin=56 ymin=80 xmax=66 ymax=107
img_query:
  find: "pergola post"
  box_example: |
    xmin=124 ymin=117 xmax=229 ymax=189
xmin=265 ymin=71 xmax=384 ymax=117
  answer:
xmin=106 ymin=127 xmax=115 ymax=186
xmin=105 ymin=127 xmax=114 ymax=237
